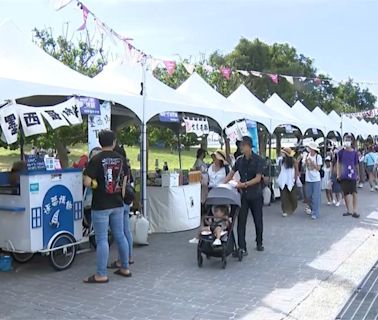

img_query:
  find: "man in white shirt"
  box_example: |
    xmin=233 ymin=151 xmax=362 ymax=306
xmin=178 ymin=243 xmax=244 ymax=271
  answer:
xmin=303 ymin=142 xmax=322 ymax=220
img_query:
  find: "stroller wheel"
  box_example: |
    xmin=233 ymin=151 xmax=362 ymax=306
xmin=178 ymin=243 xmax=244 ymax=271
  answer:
xmin=222 ymin=257 xmax=227 ymax=269
xmin=197 ymin=250 xmax=203 ymax=268
xmin=238 ymin=249 xmax=243 ymax=262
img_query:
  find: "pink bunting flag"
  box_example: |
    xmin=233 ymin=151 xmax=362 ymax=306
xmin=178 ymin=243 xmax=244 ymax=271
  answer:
xmin=77 ymin=4 xmax=89 ymax=31
xmin=314 ymin=78 xmax=322 ymax=85
xmin=268 ymin=73 xmax=279 ymax=84
xmin=220 ymin=66 xmax=232 ymax=80
xmin=163 ymin=61 xmax=176 ymax=76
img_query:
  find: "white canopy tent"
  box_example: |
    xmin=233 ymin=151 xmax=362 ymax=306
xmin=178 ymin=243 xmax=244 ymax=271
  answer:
xmin=0 ymin=20 xmax=142 ymax=117
xmin=264 ymin=94 xmax=311 ymax=134
xmin=176 ymin=73 xmax=264 ymax=130
xmin=312 ymin=107 xmax=341 ymax=136
xmin=292 ymin=101 xmax=328 ymax=134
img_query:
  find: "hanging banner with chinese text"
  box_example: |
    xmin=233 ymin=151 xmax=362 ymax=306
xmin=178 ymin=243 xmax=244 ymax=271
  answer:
xmin=41 ymin=99 xmax=72 ymax=129
xmin=60 ymin=98 xmax=82 ymax=125
xmin=0 ymin=102 xmax=20 ymax=144
xmin=77 ymin=97 xmax=101 ymax=115
xmin=18 ymin=106 xmax=47 ymax=137
xmin=88 ymin=101 xmax=111 ymax=153
xmin=183 ymin=117 xmax=209 ymax=136
xmin=225 ymin=120 xmax=248 ymax=143
xmin=246 ymin=120 xmax=259 ymax=154
xmin=159 ymin=112 xmax=179 ymax=123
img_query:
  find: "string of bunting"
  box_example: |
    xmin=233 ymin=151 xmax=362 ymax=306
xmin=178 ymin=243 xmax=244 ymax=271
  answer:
xmin=343 ymin=109 xmax=378 ymax=119
xmin=54 ymin=0 xmax=378 ymax=87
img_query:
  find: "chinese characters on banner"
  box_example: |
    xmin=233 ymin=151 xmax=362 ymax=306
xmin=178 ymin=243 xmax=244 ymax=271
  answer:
xmin=88 ymin=101 xmax=111 ymax=153
xmin=159 ymin=112 xmax=179 ymax=123
xmin=77 ymin=97 xmax=101 ymax=115
xmin=18 ymin=108 xmax=47 ymax=137
xmin=0 ymin=103 xmax=19 ymax=144
xmin=183 ymin=117 xmax=210 ymax=136
xmin=225 ymin=121 xmax=249 ymax=143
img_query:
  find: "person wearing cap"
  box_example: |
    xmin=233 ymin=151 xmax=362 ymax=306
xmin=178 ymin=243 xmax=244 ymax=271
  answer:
xmin=224 ymin=135 xmax=265 ymax=254
xmin=336 ymin=135 xmax=360 ymax=218
xmin=276 ymin=147 xmax=299 ymax=217
xmin=208 ymin=150 xmax=230 ymax=190
xmin=303 ymin=141 xmax=323 ymax=220
xmin=234 ymin=140 xmax=243 ymax=159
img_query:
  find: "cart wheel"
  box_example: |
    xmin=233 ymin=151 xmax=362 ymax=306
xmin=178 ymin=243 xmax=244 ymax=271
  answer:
xmin=49 ymin=233 xmax=76 ymax=271
xmin=12 ymin=252 xmax=34 ymax=263
xmin=222 ymin=257 xmax=227 ymax=269
xmin=197 ymin=250 xmax=203 ymax=268
xmin=238 ymin=249 xmax=243 ymax=262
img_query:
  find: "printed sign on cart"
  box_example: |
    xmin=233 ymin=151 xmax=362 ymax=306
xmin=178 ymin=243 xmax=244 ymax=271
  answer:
xmin=42 ymin=185 xmax=74 ymax=248
xmin=29 ymin=183 xmax=39 ymax=194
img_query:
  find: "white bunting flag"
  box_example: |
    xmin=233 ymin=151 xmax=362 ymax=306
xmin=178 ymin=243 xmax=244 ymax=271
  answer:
xmin=18 ymin=106 xmax=47 ymax=137
xmin=59 ymin=98 xmax=83 ymax=125
xmin=251 ymin=71 xmax=263 ymax=78
xmin=42 ymin=103 xmax=70 ymax=130
xmin=283 ymin=75 xmax=294 ymax=85
xmin=237 ymin=70 xmax=250 ymax=77
xmin=184 ymin=63 xmax=195 ymax=75
xmin=0 ymin=102 xmax=19 ymax=144
xmin=203 ymin=65 xmax=214 ymax=73
xmin=148 ymin=58 xmax=161 ymax=72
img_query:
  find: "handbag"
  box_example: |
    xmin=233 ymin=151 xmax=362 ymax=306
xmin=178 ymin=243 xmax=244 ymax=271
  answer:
xmin=123 ymin=183 xmax=136 ymax=205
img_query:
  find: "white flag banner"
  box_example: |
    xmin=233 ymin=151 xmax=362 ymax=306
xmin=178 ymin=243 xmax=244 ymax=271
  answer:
xmin=225 ymin=121 xmax=248 ymax=143
xmin=183 ymin=63 xmax=195 ymax=74
xmin=251 ymin=71 xmax=263 ymax=78
xmin=51 ymin=0 xmax=73 ymax=10
xmin=18 ymin=106 xmax=47 ymax=137
xmin=283 ymin=75 xmax=294 ymax=85
xmin=41 ymin=100 xmax=71 ymax=130
xmin=183 ymin=117 xmax=209 ymax=137
xmin=88 ymin=101 xmax=111 ymax=153
xmin=60 ymin=98 xmax=83 ymax=125
xmin=237 ymin=70 xmax=250 ymax=77
xmin=203 ymin=65 xmax=214 ymax=73
xmin=148 ymin=58 xmax=161 ymax=72
xmin=0 ymin=102 xmax=20 ymax=144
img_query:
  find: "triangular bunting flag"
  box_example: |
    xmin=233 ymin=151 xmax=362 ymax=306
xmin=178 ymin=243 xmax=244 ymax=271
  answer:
xmin=163 ymin=60 xmax=177 ymax=76
xmin=283 ymin=75 xmax=294 ymax=85
xmin=251 ymin=71 xmax=262 ymax=78
xmin=53 ymin=0 xmax=73 ymax=10
xmin=183 ymin=63 xmax=195 ymax=74
xmin=237 ymin=70 xmax=250 ymax=77
xmin=203 ymin=65 xmax=214 ymax=73
xmin=77 ymin=4 xmax=89 ymax=31
xmin=314 ymin=78 xmax=322 ymax=85
xmin=220 ymin=66 xmax=232 ymax=80
xmin=268 ymin=73 xmax=279 ymax=84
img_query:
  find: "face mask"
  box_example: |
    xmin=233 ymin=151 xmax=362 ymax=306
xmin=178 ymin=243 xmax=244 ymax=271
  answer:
xmin=343 ymin=141 xmax=352 ymax=148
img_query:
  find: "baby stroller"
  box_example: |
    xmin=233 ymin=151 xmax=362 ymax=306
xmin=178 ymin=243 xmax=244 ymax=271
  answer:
xmin=197 ymin=184 xmax=242 ymax=269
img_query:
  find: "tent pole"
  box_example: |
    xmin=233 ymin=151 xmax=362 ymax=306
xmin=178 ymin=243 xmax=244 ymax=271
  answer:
xmin=141 ymin=63 xmax=148 ymax=221
xmin=177 ymin=125 xmax=182 ymax=170
xmin=268 ymin=132 xmax=272 ymax=184
xmin=20 ymin=129 xmax=24 ymax=161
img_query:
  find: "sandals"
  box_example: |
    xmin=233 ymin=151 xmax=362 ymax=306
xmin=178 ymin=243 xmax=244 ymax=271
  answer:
xmin=108 ymin=260 xmax=134 ymax=269
xmin=114 ymin=269 xmax=132 ymax=278
xmin=83 ymin=275 xmax=109 ymax=284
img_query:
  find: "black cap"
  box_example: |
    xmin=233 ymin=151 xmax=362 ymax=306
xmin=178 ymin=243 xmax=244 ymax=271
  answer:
xmin=241 ymin=136 xmax=253 ymax=148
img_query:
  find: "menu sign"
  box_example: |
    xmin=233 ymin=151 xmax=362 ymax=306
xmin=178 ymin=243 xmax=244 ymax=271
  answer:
xmin=25 ymin=155 xmax=46 ymax=172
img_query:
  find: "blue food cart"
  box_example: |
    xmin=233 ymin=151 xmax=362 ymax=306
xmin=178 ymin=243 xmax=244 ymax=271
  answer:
xmin=0 ymin=167 xmax=84 ymax=270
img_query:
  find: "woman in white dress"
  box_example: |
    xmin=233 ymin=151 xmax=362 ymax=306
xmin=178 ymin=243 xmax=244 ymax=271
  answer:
xmin=208 ymin=150 xmax=230 ymax=190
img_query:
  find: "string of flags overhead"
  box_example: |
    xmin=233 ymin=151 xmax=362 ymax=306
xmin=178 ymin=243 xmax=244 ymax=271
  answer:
xmin=54 ymin=0 xmax=378 ymax=88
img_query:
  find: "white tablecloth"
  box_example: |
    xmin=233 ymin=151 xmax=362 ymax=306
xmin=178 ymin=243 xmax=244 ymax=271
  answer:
xmin=147 ymin=183 xmax=201 ymax=233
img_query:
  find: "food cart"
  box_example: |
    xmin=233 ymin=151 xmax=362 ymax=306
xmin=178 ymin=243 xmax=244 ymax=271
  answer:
xmin=0 ymin=167 xmax=84 ymax=270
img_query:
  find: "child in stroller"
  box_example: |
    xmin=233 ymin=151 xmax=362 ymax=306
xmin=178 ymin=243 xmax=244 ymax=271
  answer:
xmin=201 ymin=205 xmax=230 ymax=246
xmin=197 ymin=184 xmax=243 ymax=269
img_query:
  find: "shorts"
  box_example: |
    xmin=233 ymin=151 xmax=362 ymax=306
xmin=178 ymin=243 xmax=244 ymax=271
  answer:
xmin=340 ymin=179 xmax=357 ymax=196
xmin=210 ymin=221 xmax=227 ymax=232
xmin=366 ymin=165 xmax=374 ymax=174
xmin=331 ymin=176 xmax=342 ymax=193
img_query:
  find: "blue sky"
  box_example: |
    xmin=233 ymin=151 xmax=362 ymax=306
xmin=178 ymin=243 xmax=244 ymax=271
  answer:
xmin=2 ymin=0 xmax=378 ymax=97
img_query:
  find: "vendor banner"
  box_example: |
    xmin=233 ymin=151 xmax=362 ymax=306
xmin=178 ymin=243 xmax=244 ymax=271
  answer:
xmin=88 ymin=101 xmax=111 ymax=153
xmin=183 ymin=117 xmax=209 ymax=136
xmin=0 ymin=102 xmax=19 ymax=144
xmin=159 ymin=112 xmax=179 ymax=123
xmin=60 ymin=98 xmax=83 ymax=125
xmin=77 ymin=97 xmax=101 ymax=115
xmin=18 ymin=106 xmax=47 ymax=137
xmin=246 ymin=120 xmax=259 ymax=154
xmin=41 ymin=100 xmax=71 ymax=130
xmin=225 ymin=120 xmax=248 ymax=143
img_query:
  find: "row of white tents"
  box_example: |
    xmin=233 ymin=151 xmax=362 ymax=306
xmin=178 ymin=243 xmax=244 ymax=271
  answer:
xmin=1 ymin=19 xmax=377 ymax=140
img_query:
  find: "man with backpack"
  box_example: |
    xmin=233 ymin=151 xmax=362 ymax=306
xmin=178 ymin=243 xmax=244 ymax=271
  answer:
xmin=303 ymin=141 xmax=323 ymax=220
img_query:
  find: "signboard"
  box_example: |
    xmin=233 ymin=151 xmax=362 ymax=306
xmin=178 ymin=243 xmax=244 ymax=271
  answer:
xmin=88 ymin=101 xmax=111 ymax=153
xmin=183 ymin=117 xmax=209 ymax=136
xmin=246 ymin=120 xmax=259 ymax=154
xmin=77 ymin=97 xmax=101 ymax=115
xmin=0 ymin=103 xmax=19 ymax=144
xmin=25 ymin=155 xmax=46 ymax=172
xmin=159 ymin=112 xmax=179 ymax=123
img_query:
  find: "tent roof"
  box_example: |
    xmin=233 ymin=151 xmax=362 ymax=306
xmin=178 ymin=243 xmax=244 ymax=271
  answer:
xmin=227 ymin=85 xmax=273 ymax=131
xmin=177 ymin=73 xmax=262 ymax=129
xmin=95 ymin=63 xmax=226 ymax=129
xmin=292 ymin=101 xmax=328 ymax=133
xmin=0 ymin=20 xmax=142 ymax=119
xmin=312 ymin=107 xmax=341 ymax=136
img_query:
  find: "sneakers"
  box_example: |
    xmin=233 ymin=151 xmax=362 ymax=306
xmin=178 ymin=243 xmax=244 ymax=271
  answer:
xmin=358 ymin=183 xmax=364 ymax=188
xmin=327 ymin=201 xmax=332 ymax=206
xmin=370 ymin=187 xmax=375 ymax=192
xmin=311 ymin=215 xmax=317 ymax=220
xmin=189 ymin=238 xmax=199 ymax=244
xmin=333 ymin=199 xmax=336 ymax=205
xmin=352 ymin=213 xmax=360 ymax=218
xmin=375 ymin=185 xmax=378 ymax=190
xmin=256 ymin=245 xmax=264 ymax=252
xmin=212 ymin=239 xmax=222 ymax=246
xmin=343 ymin=212 xmax=352 ymax=217
xmin=305 ymin=207 xmax=312 ymax=215
xmin=335 ymin=202 xmax=341 ymax=207
xmin=282 ymin=213 xmax=288 ymax=217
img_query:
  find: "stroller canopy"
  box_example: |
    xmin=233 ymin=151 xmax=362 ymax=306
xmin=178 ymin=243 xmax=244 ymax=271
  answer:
xmin=205 ymin=184 xmax=241 ymax=207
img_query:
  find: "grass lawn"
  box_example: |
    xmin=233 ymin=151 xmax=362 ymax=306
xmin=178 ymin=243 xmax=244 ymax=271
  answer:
xmin=0 ymin=144 xmax=218 ymax=171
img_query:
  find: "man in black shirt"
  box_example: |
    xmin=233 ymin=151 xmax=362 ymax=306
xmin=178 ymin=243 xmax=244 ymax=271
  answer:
xmin=225 ymin=136 xmax=265 ymax=255
xmin=83 ymin=130 xmax=131 ymax=283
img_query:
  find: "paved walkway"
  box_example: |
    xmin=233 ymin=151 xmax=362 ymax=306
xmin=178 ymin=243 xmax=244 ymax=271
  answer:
xmin=1 ymin=187 xmax=378 ymax=320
